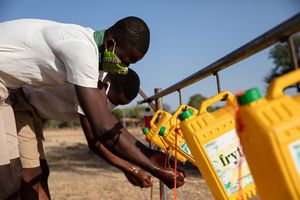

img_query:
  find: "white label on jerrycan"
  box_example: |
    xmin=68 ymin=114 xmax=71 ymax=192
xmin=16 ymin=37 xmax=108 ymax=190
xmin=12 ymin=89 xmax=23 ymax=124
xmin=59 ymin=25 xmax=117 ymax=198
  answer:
xmin=289 ymin=139 xmax=300 ymax=178
xmin=204 ymin=129 xmax=254 ymax=195
xmin=180 ymin=143 xmax=193 ymax=157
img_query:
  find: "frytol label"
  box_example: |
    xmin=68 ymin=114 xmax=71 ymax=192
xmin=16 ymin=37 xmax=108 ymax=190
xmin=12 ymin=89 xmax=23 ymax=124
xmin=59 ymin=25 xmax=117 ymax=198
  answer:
xmin=204 ymin=129 xmax=254 ymax=195
xmin=289 ymin=139 xmax=300 ymax=178
xmin=180 ymin=142 xmax=193 ymax=157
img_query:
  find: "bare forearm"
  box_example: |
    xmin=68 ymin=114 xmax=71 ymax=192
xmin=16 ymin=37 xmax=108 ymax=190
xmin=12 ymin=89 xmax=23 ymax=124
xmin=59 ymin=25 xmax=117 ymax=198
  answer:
xmin=87 ymin=140 xmax=137 ymax=172
xmin=98 ymin=124 xmax=163 ymax=175
xmin=75 ymin=86 xmax=161 ymax=175
xmin=80 ymin=114 xmax=136 ymax=172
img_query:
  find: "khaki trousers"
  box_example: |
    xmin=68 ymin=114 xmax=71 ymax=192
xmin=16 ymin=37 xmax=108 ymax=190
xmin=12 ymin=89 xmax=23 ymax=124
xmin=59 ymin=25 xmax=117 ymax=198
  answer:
xmin=9 ymin=89 xmax=45 ymax=168
xmin=0 ymin=82 xmax=19 ymax=165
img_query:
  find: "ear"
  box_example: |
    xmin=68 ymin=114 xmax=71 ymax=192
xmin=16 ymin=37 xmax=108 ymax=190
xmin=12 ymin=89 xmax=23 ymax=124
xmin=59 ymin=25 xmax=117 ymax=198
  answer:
xmin=97 ymin=80 xmax=106 ymax=90
xmin=104 ymin=37 xmax=116 ymax=51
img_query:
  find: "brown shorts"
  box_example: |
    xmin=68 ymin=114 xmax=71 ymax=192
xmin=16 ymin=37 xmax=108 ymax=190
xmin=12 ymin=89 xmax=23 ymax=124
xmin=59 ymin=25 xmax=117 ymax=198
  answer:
xmin=9 ymin=89 xmax=45 ymax=168
xmin=0 ymin=82 xmax=19 ymax=165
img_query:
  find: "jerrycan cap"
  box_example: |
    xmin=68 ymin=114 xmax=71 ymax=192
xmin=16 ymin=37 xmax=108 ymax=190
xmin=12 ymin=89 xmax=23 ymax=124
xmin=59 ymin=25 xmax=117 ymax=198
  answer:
xmin=159 ymin=126 xmax=167 ymax=136
xmin=179 ymin=109 xmax=193 ymax=121
xmin=237 ymin=88 xmax=262 ymax=105
xmin=143 ymin=127 xmax=149 ymax=135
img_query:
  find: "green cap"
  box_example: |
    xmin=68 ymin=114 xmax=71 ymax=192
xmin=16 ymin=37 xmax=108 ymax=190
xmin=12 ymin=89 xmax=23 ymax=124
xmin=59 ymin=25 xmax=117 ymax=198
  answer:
xmin=143 ymin=127 xmax=149 ymax=135
xmin=159 ymin=126 xmax=167 ymax=136
xmin=179 ymin=109 xmax=193 ymax=121
xmin=237 ymin=88 xmax=262 ymax=106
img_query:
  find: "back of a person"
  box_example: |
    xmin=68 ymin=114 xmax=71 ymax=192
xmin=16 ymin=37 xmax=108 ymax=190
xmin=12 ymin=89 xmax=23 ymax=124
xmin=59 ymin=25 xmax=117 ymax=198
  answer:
xmin=0 ymin=19 xmax=98 ymax=89
xmin=0 ymin=19 xmax=94 ymax=51
xmin=22 ymin=85 xmax=78 ymax=121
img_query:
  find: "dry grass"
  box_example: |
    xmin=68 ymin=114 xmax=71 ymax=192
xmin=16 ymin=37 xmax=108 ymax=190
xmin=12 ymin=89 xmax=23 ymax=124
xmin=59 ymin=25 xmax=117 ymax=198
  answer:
xmin=44 ymin=127 xmax=213 ymax=200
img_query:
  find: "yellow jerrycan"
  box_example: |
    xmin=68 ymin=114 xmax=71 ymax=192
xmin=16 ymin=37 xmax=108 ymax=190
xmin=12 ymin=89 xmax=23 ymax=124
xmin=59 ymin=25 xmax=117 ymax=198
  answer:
xmin=158 ymin=105 xmax=198 ymax=165
xmin=294 ymin=92 xmax=300 ymax=103
xmin=179 ymin=91 xmax=256 ymax=200
xmin=143 ymin=110 xmax=187 ymax=163
xmin=236 ymin=69 xmax=300 ymax=200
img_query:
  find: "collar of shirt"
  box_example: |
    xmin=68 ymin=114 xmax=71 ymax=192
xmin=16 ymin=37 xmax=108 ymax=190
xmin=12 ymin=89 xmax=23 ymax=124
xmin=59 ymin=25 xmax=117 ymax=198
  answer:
xmin=93 ymin=30 xmax=105 ymax=63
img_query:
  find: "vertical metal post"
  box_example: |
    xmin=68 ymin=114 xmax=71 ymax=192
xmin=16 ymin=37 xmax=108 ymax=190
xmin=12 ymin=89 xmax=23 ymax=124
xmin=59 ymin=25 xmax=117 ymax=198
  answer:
xmin=155 ymin=88 xmax=162 ymax=110
xmin=214 ymin=71 xmax=227 ymax=101
xmin=154 ymin=88 xmax=168 ymax=200
xmin=287 ymin=35 xmax=299 ymax=70
xmin=287 ymin=35 xmax=300 ymax=92
xmin=178 ymin=89 xmax=182 ymax=105
xmin=214 ymin=72 xmax=221 ymax=93
xmin=138 ymin=89 xmax=157 ymax=200
xmin=122 ymin=109 xmax=126 ymax=128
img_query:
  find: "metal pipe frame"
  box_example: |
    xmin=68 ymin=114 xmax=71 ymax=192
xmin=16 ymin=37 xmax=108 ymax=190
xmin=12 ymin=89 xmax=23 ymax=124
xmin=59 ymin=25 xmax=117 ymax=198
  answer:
xmin=138 ymin=13 xmax=300 ymax=104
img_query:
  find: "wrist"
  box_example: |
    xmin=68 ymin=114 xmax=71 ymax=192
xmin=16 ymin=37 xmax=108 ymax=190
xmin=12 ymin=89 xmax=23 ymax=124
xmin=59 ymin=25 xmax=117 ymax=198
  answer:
xmin=148 ymin=164 xmax=162 ymax=177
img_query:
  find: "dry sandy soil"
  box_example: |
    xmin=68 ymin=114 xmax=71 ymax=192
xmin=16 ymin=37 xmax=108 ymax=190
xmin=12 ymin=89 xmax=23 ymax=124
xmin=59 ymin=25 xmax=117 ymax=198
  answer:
xmin=44 ymin=127 xmax=214 ymax=200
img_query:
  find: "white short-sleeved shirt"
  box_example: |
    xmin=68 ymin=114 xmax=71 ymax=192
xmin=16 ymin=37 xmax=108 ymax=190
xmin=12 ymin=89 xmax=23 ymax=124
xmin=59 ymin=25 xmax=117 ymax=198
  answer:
xmin=0 ymin=19 xmax=101 ymax=89
xmin=22 ymin=72 xmax=107 ymax=121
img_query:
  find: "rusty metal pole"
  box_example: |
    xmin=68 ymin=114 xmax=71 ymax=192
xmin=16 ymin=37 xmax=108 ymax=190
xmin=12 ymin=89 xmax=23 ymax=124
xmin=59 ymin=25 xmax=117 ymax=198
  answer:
xmin=137 ymin=13 xmax=300 ymax=105
xmin=287 ymin=35 xmax=300 ymax=92
xmin=154 ymin=88 xmax=168 ymax=200
xmin=138 ymin=89 xmax=156 ymax=200
xmin=138 ymin=89 xmax=157 ymax=111
xmin=155 ymin=88 xmax=162 ymax=110
xmin=287 ymin=35 xmax=299 ymax=70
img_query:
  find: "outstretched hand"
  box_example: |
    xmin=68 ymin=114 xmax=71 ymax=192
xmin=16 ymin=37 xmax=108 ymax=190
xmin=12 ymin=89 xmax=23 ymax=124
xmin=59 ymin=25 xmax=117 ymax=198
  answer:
xmin=158 ymin=167 xmax=185 ymax=189
xmin=123 ymin=166 xmax=153 ymax=188
xmin=149 ymin=150 xmax=186 ymax=189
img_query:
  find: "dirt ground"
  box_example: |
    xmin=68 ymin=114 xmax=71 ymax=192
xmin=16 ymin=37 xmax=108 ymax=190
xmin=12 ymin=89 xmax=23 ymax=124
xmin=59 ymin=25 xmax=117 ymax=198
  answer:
xmin=44 ymin=127 xmax=214 ymax=200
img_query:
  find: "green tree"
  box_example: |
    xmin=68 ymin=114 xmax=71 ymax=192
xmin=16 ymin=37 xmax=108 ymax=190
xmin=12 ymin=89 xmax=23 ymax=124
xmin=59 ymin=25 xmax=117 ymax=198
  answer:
xmin=187 ymin=94 xmax=217 ymax=112
xmin=112 ymin=106 xmax=148 ymax=120
xmin=187 ymin=94 xmax=207 ymax=109
xmin=126 ymin=106 xmax=147 ymax=119
xmin=112 ymin=108 xmax=123 ymax=120
xmin=188 ymin=94 xmax=220 ymax=112
xmin=265 ymin=34 xmax=300 ymax=84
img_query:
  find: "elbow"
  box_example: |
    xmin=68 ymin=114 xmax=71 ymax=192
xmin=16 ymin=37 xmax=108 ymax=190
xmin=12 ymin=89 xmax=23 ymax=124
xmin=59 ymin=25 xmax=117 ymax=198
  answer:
xmin=93 ymin=122 xmax=123 ymax=144
xmin=87 ymin=139 xmax=98 ymax=154
xmin=87 ymin=139 xmax=108 ymax=159
xmin=90 ymin=121 xmax=116 ymax=139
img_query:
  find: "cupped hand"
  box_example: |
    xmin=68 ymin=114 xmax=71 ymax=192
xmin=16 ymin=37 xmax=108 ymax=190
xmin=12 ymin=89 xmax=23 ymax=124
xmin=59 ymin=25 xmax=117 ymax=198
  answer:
xmin=157 ymin=167 xmax=186 ymax=189
xmin=123 ymin=166 xmax=153 ymax=188
xmin=149 ymin=150 xmax=187 ymax=178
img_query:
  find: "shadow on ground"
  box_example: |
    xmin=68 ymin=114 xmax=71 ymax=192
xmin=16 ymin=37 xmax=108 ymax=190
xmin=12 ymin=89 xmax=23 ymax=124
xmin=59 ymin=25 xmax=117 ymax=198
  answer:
xmin=46 ymin=142 xmax=202 ymax=178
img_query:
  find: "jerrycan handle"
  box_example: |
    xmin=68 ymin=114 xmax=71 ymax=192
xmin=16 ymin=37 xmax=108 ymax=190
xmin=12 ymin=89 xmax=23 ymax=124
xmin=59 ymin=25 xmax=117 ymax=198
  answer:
xmin=150 ymin=109 xmax=171 ymax=129
xmin=198 ymin=90 xmax=235 ymax=114
xmin=170 ymin=104 xmax=192 ymax=126
xmin=150 ymin=109 xmax=164 ymax=128
xmin=266 ymin=69 xmax=300 ymax=99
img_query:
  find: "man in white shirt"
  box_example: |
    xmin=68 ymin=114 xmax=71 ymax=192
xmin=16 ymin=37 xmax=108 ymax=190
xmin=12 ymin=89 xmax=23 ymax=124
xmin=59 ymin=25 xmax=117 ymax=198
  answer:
xmin=0 ymin=17 xmax=185 ymax=199
xmin=11 ymin=69 xmax=162 ymax=199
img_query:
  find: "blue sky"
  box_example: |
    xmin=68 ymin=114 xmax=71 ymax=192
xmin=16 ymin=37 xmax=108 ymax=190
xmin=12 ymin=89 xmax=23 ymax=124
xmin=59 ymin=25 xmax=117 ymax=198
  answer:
xmin=1 ymin=0 xmax=299 ymax=111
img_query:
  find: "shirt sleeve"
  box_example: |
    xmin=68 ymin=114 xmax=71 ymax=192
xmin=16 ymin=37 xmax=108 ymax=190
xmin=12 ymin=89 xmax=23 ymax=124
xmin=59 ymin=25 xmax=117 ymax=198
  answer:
xmin=74 ymin=96 xmax=85 ymax=115
xmin=54 ymin=39 xmax=99 ymax=88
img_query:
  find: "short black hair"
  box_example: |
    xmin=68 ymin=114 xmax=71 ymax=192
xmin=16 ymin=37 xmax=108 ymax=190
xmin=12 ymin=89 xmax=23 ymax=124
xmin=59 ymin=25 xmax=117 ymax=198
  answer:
xmin=107 ymin=68 xmax=140 ymax=102
xmin=107 ymin=16 xmax=150 ymax=56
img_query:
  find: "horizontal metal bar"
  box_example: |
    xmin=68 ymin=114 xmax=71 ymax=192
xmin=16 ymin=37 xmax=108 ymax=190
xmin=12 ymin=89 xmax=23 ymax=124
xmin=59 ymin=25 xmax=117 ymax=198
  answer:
xmin=138 ymin=89 xmax=157 ymax=111
xmin=138 ymin=13 xmax=300 ymax=104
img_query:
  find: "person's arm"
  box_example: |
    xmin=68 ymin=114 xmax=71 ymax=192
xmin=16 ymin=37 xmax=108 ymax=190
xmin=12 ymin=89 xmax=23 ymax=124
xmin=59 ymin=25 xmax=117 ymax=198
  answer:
xmin=80 ymin=114 xmax=152 ymax=188
xmin=75 ymin=85 xmax=185 ymax=188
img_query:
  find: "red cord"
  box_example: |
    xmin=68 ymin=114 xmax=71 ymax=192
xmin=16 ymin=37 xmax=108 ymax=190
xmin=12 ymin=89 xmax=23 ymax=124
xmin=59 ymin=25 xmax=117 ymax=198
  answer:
xmin=173 ymin=122 xmax=183 ymax=200
xmin=160 ymin=151 xmax=170 ymax=200
xmin=237 ymin=154 xmax=243 ymax=199
xmin=174 ymin=130 xmax=178 ymax=200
